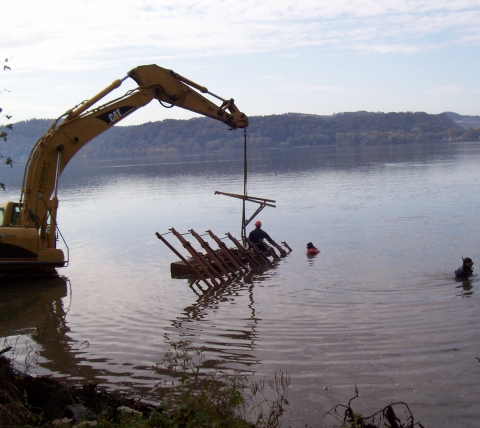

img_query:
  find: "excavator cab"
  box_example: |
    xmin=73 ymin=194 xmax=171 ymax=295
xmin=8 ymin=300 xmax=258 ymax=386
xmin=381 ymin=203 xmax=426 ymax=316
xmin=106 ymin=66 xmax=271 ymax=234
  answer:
xmin=0 ymin=200 xmax=67 ymax=274
xmin=0 ymin=202 xmax=22 ymax=227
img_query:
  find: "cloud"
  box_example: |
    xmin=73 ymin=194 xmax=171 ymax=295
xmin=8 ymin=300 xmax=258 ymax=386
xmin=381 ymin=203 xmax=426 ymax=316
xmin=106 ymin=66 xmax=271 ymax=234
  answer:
xmin=428 ymin=86 xmax=480 ymax=96
xmin=4 ymin=0 xmax=480 ymax=72
xmin=257 ymin=75 xmax=284 ymax=81
xmin=277 ymin=85 xmax=357 ymax=93
xmin=429 ymin=86 xmax=466 ymax=94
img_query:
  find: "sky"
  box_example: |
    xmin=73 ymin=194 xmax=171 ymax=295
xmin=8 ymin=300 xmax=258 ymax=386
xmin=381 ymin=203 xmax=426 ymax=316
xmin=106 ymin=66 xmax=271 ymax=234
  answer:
xmin=2 ymin=0 xmax=480 ymax=126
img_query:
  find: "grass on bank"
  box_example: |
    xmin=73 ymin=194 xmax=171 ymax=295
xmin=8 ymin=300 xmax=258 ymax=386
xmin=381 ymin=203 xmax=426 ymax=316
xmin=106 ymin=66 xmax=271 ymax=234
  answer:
xmin=0 ymin=341 xmax=421 ymax=428
xmin=0 ymin=340 xmax=289 ymax=428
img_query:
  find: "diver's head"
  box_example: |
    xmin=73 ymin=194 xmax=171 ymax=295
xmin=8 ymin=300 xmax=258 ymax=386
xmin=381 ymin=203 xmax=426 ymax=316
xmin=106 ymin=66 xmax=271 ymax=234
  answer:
xmin=307 ymin=242 xmax=314 ymax=249
xmin=463 ymin=257 xmax=474 ymax=269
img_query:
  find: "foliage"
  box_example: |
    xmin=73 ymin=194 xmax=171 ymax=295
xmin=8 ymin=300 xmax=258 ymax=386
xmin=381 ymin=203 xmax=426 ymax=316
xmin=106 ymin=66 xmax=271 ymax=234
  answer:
xmin=444 ymin=111 xmax=480 ymax=129
xmin=0 ymin=352 xmax=153 ymax=427
xmin=0 ymin=341 xmax=291 ymax=428
xmin=0 ymin=339 xmax=425 ymax=428
xmin=0 ymin=118 xmax=51 ymax=162
xmin=325 ymin=386 xmax=424 ymax=428
xmin=152 ymin=340 xmax=251 ymax=427
xmin=1 ymin=57 xmax=13 ymax=191
xmin=4 ymin=111 xmax=477 ymax=163
xmin=0 ymin=58 xmax=12 ymax=143
xmin=71 ymin=111 xmax=463 ymax=156
xmin=1 ymin=336 xmax=39 ymax=374
xmin=152 ymin=340 xmax=290 ymax=428
xmin=249 ymin=370 xmax=291 ymax=428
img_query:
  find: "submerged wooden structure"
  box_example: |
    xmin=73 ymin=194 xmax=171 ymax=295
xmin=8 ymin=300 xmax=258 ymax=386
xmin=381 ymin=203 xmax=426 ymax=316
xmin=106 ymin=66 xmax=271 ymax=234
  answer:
xmin=156 ymin=228 xmax=292 ymax=289
xmin=155 ymin=127 xmax=294 ymax=289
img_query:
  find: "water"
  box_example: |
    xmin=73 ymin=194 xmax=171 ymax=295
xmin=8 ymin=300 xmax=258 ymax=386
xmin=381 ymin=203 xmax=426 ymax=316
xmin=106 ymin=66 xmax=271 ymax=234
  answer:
xmin=1 ymin=142 xmax=480 ymax=427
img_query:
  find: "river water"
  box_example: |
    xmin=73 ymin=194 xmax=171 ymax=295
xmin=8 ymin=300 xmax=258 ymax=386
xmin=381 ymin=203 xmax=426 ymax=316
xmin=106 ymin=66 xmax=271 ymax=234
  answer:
xmin=1 ymin=142 xmax=479 ymax=427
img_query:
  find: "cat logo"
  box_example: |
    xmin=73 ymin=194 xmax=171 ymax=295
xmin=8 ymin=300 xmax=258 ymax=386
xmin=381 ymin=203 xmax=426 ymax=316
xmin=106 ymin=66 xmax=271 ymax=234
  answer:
xmin=96 ymin=106 xmax=136 ymax=125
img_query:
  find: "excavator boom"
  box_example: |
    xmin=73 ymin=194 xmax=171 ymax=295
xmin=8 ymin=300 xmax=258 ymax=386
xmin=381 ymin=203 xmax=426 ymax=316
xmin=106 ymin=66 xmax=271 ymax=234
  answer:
xmin=0 ymin=64 xmax=248 ymax=274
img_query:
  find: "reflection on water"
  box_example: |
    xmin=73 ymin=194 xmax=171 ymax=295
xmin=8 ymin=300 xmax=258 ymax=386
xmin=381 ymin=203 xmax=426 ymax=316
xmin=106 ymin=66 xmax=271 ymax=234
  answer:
xmin=0 ymin=276 xmax=69 ymax=342
xmin=455 ymin=279 xmax=474 ymax=298
xmin=0 ymin=276 xmax=72 ymax=372
xmin=306 ymin=252 xmax=321 ymax=266
xmin=166 ymin=262 xmax=291 ymax=374
xmin=1 ymin=142 xmax=480 ymax=427
xmin=0 ymin=272 xmax=266 ymax=396
xmin=1 ymin=276 xmax=155 ymax=391
xmin=167 ymin=279 xmax=260 ymax=370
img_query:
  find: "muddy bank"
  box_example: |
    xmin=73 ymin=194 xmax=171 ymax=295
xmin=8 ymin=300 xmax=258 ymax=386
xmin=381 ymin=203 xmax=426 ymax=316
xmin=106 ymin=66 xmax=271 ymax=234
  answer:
xmin=0 ymin=355 xmax=154 ymax=427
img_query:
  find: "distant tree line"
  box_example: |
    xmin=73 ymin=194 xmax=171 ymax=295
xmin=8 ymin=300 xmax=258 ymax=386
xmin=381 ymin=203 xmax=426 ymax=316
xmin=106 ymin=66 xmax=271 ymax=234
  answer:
xmin=2 ymin=111 xmax=479 ymax=162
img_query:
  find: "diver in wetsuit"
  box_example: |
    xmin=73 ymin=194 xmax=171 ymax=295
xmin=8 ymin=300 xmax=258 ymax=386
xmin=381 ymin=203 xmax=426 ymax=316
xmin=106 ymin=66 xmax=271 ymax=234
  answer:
xmin=455 ymin=257 xmax=474 ymax=280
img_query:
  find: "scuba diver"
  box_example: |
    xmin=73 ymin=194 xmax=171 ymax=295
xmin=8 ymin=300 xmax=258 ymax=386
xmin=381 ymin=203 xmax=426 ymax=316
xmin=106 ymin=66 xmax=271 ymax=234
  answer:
xmin=455 ymin=257 xmax=474 ymax=280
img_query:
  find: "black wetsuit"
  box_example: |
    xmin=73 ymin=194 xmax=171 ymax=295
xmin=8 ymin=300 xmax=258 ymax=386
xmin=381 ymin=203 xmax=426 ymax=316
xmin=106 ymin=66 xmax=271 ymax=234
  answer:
xmin=455 ymin=263 xmax=473 ymax=280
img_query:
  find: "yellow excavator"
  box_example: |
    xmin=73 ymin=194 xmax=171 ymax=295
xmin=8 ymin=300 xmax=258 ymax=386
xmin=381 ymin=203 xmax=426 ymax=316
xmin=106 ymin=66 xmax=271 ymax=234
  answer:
xmin=0 ymin=64 xmax=248 ymax=275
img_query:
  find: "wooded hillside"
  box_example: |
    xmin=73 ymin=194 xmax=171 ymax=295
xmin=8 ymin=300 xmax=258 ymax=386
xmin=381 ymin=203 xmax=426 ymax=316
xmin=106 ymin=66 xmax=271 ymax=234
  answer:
xmin=2 ymin=111 xmax=478 ymax=161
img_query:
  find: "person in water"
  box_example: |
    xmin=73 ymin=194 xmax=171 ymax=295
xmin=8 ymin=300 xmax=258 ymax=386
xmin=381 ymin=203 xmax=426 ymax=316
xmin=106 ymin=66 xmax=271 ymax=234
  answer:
xmin=248 ymin=220 xmax=277 ymax=254
xmin=455 ymin=257 xmax=474 ymax=280
xmin=306 ymin=242 xmax=320 ymax=255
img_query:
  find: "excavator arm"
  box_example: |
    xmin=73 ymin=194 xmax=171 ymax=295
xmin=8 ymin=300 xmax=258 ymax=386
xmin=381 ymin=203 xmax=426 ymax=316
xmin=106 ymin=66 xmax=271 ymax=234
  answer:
xmin=0 ymin=64 xmax=247 ymax=273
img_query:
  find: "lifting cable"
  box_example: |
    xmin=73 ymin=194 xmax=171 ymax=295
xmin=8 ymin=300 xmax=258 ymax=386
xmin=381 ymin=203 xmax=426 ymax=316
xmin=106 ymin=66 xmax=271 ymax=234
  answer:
xmin=242 ymin=127 xmax=248 ymax=240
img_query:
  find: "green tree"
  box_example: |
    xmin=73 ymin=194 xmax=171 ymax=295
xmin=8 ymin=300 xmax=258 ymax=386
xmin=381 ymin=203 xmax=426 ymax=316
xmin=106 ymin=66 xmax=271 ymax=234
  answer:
xmin=1 ymin=58 xmax=13 ymax=190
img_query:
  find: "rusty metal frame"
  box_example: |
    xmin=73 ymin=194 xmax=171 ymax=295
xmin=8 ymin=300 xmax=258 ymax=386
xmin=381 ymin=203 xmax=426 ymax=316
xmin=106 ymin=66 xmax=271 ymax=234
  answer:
xmin=225 ymin=232 xmax=262 ymax=268
xmin=155 ymin=232 xmax=214 ymax=288
xmin=170 ymin=227 xmax=223 ymax=287
xmin=206 ymin=230 xmax=249 ymax=274
xmin=246 ymin=237 xmax=275 ymax=264
xmin=214 ymin=191 xmax=276 ymax=238
xmin=189 ymin=229 xmax=236 ymax=280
